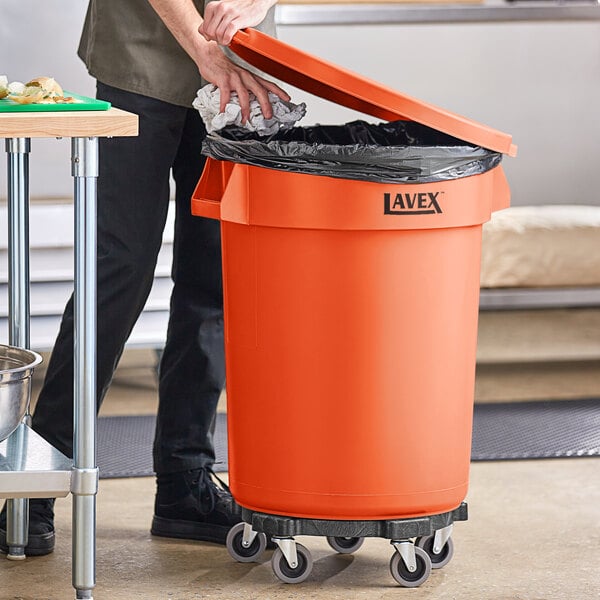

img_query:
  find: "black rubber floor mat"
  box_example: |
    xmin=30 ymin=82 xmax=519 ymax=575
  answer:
xmin=471 ymin=397 xmax=600 ymax=460
xmin=97 ymin=398 xmax=600 ymax=479
xmin=97 ymin=412 xmax=229 ymax=479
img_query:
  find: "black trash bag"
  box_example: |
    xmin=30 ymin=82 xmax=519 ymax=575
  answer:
xmin=202 ymin=120 xmax=502 ymax=184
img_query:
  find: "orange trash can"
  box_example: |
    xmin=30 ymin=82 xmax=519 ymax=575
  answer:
xmin=192 ymin=29 xmax=516 ymax=586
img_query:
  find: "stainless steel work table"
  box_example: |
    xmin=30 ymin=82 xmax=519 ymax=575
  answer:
xmin=0 ymin=108 xmax=138 ymax=599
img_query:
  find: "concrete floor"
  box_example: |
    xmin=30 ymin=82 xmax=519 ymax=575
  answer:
xmin=2 ymin=309 xmax=600 ymax=599
xmin=2 ymin=460 xmax=598 ymax=600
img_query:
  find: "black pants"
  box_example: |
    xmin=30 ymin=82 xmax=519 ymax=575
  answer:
xmin=32 ymin=82 xmax=225 ymax=474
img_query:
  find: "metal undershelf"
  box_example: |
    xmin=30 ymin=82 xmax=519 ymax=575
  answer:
xmin=0 ymin=424 xmax=72 ymax=499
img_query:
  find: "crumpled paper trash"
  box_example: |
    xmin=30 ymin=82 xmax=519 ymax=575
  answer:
xmin=193 ymin=83 xmax=306 ymax=135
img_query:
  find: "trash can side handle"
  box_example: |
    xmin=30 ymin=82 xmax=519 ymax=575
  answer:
xmin=191 ymin=158 xmax=234 ymax=220
xmin=492 ymin=166 xmax=511 ymax=214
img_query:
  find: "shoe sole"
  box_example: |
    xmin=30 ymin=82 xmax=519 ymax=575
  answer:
xmin=0 ymin=530 xmax=55 ymax=556
xmin=150 ymin=515 xmax=231 ymax=545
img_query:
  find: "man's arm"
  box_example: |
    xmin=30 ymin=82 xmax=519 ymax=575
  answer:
xmin=146 ymin=0 xmax=288 ymax=120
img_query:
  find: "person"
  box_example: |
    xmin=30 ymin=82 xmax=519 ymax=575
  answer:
xmin=0 ymin=0 xmax=287 ymax=556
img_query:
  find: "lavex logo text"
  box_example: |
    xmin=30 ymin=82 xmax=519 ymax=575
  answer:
xmin=384 ymin=192 xmax=443 ymax=215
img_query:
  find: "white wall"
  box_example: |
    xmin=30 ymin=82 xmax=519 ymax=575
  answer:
xmin=1 ymin=1 xmax=600 ymax=206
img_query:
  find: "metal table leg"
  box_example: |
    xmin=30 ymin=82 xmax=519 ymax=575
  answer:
xmin=70 ymin=137 xmax=99 ymax=600
xmin=4 ymin=137 xmax=32 ymax=560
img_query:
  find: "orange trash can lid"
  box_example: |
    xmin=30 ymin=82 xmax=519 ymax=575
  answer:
xmin=229 ymin=29 xmax=517 ymax=157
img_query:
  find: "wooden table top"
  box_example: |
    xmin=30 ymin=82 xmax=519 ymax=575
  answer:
xmin=0 ymin=107 xmax=138 ymax=139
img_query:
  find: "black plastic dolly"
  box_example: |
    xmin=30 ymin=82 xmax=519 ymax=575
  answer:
xmin=226 ymin=502 xmax=468 ymax=586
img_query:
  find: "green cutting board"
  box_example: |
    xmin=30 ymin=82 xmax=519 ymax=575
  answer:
xmin=0 ymin=92 xmax=111 ymax=113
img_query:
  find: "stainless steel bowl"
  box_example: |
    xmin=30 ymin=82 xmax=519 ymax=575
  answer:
xmin=0 ymin=345 xmax=42 ymax=442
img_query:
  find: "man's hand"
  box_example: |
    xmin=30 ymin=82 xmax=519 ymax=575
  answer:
xmin=198 ymin=41 xmax=289 ymax=122
xmin=147 ymin=0 xmax=286 ymax=121
xmin=199 ymin=0 xmax=277 ymax=46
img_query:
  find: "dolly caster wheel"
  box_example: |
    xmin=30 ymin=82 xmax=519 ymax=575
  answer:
xmin=416 ymin=534 xmax=454 ymax=569
xmin=226 ymin=523 xmax=267 ymax=563
xmin=390 ymin=543 xmax=431 ymax=587
xmin=271 ymin=541 xmax=313 ymax=584
xmin=326 ymin=536 xmax=364 ymax=554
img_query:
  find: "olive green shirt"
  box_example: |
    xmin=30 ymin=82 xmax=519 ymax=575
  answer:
xmin=78 ymin=0 xmax=276 ymax=108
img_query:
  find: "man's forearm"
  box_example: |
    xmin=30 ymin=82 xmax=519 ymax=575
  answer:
xmin=146 ymin=0 xmax=211 ymax=65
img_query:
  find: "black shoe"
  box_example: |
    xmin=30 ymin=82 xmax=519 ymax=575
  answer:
xmin=151 ymin=467 xmax=242 ymax=545
xmin=0 ymin=498 xmax=55 ymax=556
